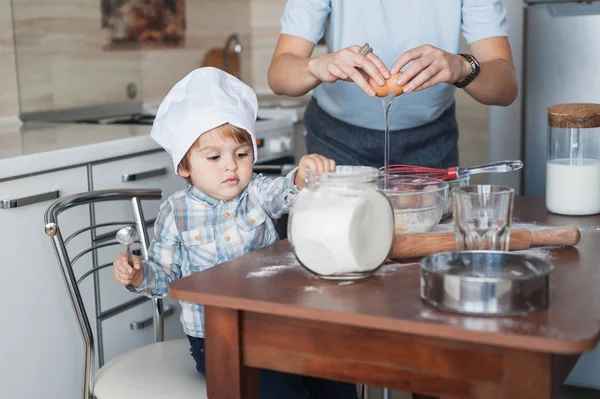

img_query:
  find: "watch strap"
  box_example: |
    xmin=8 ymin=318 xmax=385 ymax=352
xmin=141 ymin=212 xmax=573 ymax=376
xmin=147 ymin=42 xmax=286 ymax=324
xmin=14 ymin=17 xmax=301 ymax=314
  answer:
xmin=453 ymin=53 xmax=480 ymax=89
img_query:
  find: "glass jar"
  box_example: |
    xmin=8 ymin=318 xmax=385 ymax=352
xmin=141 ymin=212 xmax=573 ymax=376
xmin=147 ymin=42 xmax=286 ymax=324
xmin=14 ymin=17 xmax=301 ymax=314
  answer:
xmin=546 ymin=103 xmax=600 ymax=215
xmin=288 ymin=166 xmax=394 ymax=280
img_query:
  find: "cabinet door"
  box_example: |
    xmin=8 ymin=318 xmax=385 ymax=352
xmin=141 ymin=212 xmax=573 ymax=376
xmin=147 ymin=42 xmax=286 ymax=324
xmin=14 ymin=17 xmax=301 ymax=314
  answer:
xmin=91 ymin=151 xmax=184 ymax=228
xmin=91 ymin=151 xmax=185 ymax=312
xmin=0 ymin=167 xmax=92 ymax=399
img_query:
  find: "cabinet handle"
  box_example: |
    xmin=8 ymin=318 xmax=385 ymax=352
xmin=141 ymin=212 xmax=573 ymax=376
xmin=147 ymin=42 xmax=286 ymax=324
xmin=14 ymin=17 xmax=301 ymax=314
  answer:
xmin=122 ymin=167 xmax=167 ymax=182
xmin=0 ymin=190 xmax=60 ymax=209
xmin=129 ymin=304 xmax=175 ymax=330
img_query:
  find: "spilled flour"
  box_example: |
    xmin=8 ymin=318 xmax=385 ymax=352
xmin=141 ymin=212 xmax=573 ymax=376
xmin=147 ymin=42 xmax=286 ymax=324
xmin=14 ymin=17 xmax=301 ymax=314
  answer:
xmin=303 ymin=286 xmax=324 ymax=293
xmin=374 ymin=262 xmax=419 ymax=276
xmin=514 ymin=246 xmax=556 ymax=261
xmin=246 ymin=265 xmax=293 ymax=278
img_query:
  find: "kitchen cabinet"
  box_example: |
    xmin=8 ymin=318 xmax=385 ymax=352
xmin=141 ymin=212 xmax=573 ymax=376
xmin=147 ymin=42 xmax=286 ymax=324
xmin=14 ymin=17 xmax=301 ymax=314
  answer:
xmin=0 ymin=148 xmax=188 ymax=399
xmin=0 ymin=166 xmax=92 ymax=399
xmin=96 ymin=225 xmax=186 ymax=368
xmin=89 ymin=151 xmax=186 ymax=367
xmin=91 ymin=151 xmax=184 ymax=312
xmin=91 ymin=151 xmax=183 ymax=229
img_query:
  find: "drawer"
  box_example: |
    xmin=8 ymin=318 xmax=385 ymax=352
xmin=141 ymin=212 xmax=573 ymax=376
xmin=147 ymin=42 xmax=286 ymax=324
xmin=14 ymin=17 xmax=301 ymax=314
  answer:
xmin=91 ymin=151 xmax=185 ymax=236
xmin=101 ymin=296 xmax=183 ymax=365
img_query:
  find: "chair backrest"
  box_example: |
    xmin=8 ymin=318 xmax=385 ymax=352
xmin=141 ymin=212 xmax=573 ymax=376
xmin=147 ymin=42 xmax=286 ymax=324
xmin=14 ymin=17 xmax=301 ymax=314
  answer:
xmin=44 ymin=189 xmax=163 ymax=399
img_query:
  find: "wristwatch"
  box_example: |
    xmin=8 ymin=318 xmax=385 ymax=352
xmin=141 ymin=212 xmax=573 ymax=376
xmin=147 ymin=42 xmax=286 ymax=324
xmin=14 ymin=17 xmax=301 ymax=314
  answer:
xmin=453 ymin=53 xmax=481 ymax=89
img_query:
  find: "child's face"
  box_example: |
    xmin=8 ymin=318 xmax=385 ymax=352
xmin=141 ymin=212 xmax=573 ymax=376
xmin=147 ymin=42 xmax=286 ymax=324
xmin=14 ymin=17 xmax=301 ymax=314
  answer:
xmin=179 ymin=130 xmax=254 ymax=201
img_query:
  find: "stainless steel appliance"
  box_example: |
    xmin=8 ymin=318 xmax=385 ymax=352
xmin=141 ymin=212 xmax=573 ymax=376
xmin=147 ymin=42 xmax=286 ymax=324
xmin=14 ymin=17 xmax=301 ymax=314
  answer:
xmin=522 ymin=1 xmax=600 ymax=389
xmin=523 ymin=1 xmax=600 ymax=197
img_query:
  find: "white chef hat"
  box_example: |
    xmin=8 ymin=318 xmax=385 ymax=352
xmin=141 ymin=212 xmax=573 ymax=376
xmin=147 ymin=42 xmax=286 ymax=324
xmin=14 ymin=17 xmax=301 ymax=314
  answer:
xmin=150 ymin=67 xmax=258 ymax=174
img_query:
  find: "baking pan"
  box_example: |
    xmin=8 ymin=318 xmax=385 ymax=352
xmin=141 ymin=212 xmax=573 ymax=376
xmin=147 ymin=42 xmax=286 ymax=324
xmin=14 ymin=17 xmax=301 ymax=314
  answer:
xmin=420 ymin=251 xmax=553 ymax=315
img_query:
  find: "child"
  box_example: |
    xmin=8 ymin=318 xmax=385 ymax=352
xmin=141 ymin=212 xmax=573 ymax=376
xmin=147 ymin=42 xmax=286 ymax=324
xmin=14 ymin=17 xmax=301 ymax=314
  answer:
xmin=113 ymin=67 xmax=358 ymax=399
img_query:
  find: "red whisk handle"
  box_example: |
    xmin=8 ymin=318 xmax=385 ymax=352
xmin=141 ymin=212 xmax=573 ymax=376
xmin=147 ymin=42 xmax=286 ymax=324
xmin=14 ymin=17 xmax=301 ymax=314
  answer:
xmin=447 ymin=167 xmax=458 ymax=179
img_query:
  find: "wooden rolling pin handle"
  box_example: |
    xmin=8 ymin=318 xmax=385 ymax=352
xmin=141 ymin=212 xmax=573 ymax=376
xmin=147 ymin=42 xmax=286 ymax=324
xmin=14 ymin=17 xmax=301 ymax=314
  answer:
xmin=529 ymin=225 xmax=581 ymax=247
xmin=390 ymin=226 xmax=581 ymax=260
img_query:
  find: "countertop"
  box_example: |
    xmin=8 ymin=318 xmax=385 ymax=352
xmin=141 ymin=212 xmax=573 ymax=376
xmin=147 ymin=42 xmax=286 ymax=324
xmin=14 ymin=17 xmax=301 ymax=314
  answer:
xmin=0 ymin=94 xmax=311 ymax=181
xmin=0 ymin=121 xmax=158 ymax=180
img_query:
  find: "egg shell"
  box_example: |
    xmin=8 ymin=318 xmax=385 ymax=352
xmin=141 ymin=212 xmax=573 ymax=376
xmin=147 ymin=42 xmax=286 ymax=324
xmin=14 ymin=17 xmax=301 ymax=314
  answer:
xmin=387 ymin=72 xmax=406 ymax=96
xmin=368 ymin=72 xmax=406 ymax=97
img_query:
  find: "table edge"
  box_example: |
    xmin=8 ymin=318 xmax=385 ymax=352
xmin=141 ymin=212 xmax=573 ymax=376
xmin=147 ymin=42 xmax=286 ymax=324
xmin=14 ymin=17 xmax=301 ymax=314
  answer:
xmin=168 ymin=286 xmax=599 ymax=355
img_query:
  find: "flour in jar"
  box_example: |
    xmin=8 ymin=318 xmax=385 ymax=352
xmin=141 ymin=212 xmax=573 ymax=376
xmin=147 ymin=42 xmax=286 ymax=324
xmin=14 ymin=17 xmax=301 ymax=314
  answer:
xmin=289 ymin=187 xmax=394 ymax=276
xmin=546 ymin=159 xmax=600 ymax=215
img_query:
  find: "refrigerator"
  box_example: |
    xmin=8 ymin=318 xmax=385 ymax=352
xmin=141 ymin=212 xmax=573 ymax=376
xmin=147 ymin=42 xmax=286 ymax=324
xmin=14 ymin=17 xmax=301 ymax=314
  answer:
xmin=523 ymin=0 xmax=600 ymax=197
xmin=523 ymin=1 xmax=600 ymax=389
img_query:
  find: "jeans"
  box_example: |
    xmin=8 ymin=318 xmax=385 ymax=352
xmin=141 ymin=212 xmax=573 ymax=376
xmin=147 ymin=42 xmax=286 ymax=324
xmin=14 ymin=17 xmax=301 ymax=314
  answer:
xmin=304 ymin=97 xmax=459 ymax=169
xmin=188 ymin=335 xmax=358 ymax=399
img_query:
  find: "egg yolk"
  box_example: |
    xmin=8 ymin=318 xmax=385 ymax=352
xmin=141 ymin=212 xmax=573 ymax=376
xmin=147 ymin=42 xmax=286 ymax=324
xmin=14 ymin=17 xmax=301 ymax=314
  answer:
xmin=368 ymin=72 xmax=406 ymax=97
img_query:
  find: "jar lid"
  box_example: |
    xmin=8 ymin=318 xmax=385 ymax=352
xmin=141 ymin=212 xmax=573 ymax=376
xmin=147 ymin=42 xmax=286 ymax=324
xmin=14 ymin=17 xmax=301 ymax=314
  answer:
xmin=548 ymin=103 xmax=600 ymax=128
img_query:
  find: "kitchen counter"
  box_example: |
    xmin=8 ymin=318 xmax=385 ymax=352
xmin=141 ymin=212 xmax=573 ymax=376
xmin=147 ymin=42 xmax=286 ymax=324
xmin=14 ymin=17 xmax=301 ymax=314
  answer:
xmin=0 ymin=93 xmax=312 ymax=181
xmin=0 ymin=121 xmax=158 ymax=180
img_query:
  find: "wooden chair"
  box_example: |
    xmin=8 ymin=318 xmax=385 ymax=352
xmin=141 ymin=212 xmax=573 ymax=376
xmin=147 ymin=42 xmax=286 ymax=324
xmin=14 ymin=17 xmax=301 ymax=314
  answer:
xmin=44 ymin=189 xmax=206 ymax=399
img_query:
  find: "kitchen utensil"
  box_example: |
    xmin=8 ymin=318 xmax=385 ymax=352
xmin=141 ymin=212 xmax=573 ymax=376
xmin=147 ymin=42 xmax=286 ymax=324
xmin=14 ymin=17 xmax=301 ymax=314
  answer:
xmin=420 ymin=251 xmax=553 ymax=315
xmin=454 ymin=184 xmax=515 ymax=251
xmin=390 ymin=225 xmax=580 ymax=260
xmin=116 ymin=226 xmax=139 ymax=291
xmin=378 ymin=175 xmax=448 ymax=233
xmin=380 ymin=160 xmax=524 ymax=181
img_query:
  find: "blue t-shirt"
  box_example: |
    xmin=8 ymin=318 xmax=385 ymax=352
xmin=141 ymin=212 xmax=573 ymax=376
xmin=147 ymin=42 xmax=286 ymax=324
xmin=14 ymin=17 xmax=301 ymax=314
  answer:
xmin=281 ymin=0 xmax=509 ymax=131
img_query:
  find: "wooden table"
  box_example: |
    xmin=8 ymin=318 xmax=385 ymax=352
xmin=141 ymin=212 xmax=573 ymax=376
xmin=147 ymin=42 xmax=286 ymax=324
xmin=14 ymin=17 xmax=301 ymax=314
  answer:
xmin=169 ymin=196 xmax=600 ymax=399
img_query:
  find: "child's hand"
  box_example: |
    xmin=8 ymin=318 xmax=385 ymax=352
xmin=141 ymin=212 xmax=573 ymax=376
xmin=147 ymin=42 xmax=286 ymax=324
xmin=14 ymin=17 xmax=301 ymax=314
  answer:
xmin=295 ymin=154 xmax=336 ymax=189
xmin=113 ymin=253 xmax=144 ymax=288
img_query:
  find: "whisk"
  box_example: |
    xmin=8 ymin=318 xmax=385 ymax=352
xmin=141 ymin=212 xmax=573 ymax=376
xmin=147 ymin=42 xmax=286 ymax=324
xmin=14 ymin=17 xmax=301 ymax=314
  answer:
xmin=379 ymin=160 xmax=523 ymax=180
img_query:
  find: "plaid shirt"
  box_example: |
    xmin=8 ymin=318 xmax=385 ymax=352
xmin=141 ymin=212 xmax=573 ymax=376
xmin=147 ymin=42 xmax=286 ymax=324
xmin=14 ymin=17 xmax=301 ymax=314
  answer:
xmin=137 ymin=170 xmax=299 ymax=337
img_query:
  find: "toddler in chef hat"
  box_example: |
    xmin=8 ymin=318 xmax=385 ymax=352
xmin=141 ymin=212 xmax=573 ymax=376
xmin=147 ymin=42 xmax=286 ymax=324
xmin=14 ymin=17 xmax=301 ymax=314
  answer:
xmin=112 ymin=68 xmax=355 ymax=398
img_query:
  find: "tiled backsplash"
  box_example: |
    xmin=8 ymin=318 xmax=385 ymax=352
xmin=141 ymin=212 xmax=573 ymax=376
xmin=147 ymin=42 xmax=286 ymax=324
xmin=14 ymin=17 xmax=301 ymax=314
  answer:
xmin=1 ymin=0 xmax=293 ymax=118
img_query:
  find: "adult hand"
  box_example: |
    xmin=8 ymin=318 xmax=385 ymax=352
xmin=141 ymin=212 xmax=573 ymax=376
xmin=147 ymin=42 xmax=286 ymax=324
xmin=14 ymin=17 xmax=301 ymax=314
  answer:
xmin=307 ymin=45 xmax=390 ymax=97
xmin=390 ymin=44 xmax=472 ymax=93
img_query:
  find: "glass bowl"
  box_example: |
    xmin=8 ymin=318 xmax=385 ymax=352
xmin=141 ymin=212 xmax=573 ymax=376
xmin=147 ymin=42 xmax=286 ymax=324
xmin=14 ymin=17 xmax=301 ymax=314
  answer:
xmin=378 ymin=175 xmax=449 ymax=234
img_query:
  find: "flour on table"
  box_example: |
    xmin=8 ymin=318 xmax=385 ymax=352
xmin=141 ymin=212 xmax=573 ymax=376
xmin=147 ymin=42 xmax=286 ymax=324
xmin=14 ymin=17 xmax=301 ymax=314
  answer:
xmin=511 ymin=219 xmax=547 ymax=230
xmin=514 ymin=247 xmax=556 ymax=261
xmin=374 ymin=262 xmax=419 ymax=276
xmin=303 ymin=285 xmax=323 ymax=293
xmin=246 ymin=265 xmax=293 ymax=278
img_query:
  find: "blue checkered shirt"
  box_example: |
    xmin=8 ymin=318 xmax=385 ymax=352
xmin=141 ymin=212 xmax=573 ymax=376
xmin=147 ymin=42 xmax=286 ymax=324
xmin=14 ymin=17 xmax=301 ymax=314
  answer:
xmin=136 ymin=170 xmax=298 ymax=337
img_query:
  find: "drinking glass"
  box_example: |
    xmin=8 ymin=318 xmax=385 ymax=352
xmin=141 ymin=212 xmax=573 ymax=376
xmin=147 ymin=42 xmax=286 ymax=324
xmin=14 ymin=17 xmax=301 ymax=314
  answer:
xmin=453 ymin=185 xmax=515 ymax=251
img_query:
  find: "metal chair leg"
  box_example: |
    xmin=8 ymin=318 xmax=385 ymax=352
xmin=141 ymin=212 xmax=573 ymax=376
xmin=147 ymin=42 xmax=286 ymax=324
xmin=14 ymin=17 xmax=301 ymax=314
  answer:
xmin=383 ymin=387 xmax=390 ymax=399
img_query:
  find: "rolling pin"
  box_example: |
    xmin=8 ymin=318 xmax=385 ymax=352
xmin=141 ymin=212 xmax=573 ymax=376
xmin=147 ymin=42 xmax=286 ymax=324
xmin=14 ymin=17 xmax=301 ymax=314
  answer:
xmin=390 ymin=226 xmax=581 ymax=260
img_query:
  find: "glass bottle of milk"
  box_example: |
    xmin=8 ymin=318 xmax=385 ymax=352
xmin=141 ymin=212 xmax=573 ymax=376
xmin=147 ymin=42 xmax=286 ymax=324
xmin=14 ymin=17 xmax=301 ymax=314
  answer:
xmin=287 ymin=166 xmax=394 ymax=279
xmin=546 ymin=103 xmax=600 ymax=215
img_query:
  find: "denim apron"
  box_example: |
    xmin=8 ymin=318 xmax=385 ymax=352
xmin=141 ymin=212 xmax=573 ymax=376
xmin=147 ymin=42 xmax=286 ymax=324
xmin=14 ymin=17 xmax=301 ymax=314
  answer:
xmin=304 ymin=97 xmax=459 ymax=169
